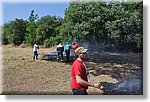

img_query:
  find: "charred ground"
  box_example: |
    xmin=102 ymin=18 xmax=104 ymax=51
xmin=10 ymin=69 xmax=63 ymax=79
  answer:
xmin=2 ymin=45 xmax=143 ymax=95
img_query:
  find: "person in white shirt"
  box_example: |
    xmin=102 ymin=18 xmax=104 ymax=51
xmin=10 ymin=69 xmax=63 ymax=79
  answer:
xmin=33 ymin=43 xmax=39 ymax=60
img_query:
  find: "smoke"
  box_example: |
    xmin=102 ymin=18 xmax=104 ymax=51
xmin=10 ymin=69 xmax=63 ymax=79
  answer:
xmin=101 ymin=72 xmax=143 ymax=95
xmin=73 ymin=37 xmax=106 ymax=52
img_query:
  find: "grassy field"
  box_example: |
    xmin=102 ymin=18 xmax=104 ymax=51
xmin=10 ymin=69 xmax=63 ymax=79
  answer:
xmin=2 ymin=45 xmax=142 ymax=95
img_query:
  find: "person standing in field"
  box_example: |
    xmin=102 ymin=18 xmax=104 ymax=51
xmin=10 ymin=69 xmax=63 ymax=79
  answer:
xmin=70 ymin=47 xmax=103 ymax=95
xmin=33 ymin=43 xmax=39 ymax=60
xmin=64 ymin=42 xmax=72 ymax=61
xmin=72 ymin=42 xmax=79 ymax=60
xmin=56 ymin=41 xmax=64 ymax=62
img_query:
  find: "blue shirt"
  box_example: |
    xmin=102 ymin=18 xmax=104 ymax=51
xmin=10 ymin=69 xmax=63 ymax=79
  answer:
xmin=65 ymin=44 xmax=71 ymax=50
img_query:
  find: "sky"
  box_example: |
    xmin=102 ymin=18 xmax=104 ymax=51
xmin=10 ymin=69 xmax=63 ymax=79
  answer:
xmin=0 ymin=0 xmax=139 ymax=26
xmin=1 ymin=0 xmax=70 ymax=25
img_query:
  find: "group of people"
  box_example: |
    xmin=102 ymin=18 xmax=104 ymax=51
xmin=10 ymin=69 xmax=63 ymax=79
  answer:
xmin=33 ymin=42 xmax=104 ymax=95
xmin=56 ymin=41 xmax=79 ymax=62
xmin=32 ymin=42 xmax=79 ymax=61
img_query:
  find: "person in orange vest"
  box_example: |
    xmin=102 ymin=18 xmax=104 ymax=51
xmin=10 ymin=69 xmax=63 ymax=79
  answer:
xmin=72 ymin=42 xmax=79 ymax=60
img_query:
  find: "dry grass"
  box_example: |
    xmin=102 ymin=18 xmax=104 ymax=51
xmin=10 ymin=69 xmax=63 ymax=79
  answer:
xmin=2 ymin=45 xmax=73 ymax=95
xmin=2 ymin=45 xmax=142 ymax=95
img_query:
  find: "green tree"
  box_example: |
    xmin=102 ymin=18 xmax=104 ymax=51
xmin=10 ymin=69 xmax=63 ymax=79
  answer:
xmin=2 ymin=19 xmax=27 ymax=45
xmin=36 ymin=15 xmax=63 ymax=47
xmin=25 ymin=10 xmax=39 ymax=45
xmin=63 ymin=1 xmax=143 ymax=52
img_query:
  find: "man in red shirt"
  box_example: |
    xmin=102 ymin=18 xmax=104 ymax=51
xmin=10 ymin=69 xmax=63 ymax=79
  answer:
xmin=72 ymin=43 xmax=79 ymax=60
xmin=70 ymin=47 xmax=103 ymax=95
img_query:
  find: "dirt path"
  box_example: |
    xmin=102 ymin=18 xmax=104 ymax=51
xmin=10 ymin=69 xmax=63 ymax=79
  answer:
xmin=2 ymin=45 xmax=142 ymax=95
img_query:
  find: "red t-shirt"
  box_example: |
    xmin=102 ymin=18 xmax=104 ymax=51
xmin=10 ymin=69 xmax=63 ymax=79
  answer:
xmin=70 ymin=59 xmax=88 ymax=90
xmin=72 ymin=44 xmax=79 ymax=51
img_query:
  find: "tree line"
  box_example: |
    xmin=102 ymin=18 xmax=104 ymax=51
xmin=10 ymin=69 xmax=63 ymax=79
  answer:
xmin=2 ymin=1 xmax=143 ymax=52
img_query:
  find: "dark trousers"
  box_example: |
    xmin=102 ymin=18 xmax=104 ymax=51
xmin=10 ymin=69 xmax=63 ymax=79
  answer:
xmin=33 ymin=51 xmax=38 ymax=59
xmin=72 ymin=89 xmax=88 ymax=95
xmin=65 ymin=49 xmax=70 ymax=61
xmin=57 ymin=52 xmax=63 ymax=60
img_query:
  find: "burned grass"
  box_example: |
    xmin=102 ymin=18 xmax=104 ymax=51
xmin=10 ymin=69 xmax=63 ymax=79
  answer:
xmin=2 ymin=45 xmax=143 ymax=95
